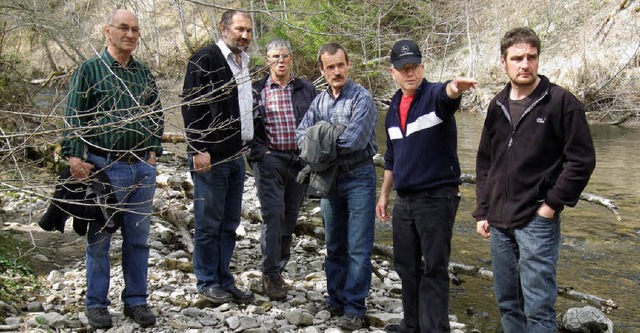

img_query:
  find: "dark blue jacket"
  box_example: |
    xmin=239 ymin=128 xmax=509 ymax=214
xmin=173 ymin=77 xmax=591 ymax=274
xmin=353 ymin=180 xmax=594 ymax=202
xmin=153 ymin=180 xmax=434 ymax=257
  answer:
xmin=249 ymin=75 xmax=317 ymax=162
xmin=384 ymin=79 xmax=462 ymax=192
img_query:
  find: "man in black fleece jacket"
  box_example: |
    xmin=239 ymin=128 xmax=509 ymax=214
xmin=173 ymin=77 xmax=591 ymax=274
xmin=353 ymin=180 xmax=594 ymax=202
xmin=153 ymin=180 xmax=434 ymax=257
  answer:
xmin=473 ymin=27 xmax=596 ymax=333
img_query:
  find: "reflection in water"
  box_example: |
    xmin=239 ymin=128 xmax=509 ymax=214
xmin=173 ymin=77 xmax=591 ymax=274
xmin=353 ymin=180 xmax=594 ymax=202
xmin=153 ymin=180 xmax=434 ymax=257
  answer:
xmin=376 ymin=111 xmax=640 ymax=332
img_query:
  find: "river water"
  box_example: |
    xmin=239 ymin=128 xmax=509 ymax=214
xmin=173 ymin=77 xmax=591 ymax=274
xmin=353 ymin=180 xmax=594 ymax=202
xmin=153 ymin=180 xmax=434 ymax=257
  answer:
xmin=373 ymin=111 xmax=640 ymax=332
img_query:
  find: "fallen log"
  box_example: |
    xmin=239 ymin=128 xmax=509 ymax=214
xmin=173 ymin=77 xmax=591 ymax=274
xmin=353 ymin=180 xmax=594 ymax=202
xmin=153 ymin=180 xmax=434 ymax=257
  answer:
xmin=558 ymin=286 xmax=618 ymax=311
xmin=579 ymin=192 xmax=621 ymax=221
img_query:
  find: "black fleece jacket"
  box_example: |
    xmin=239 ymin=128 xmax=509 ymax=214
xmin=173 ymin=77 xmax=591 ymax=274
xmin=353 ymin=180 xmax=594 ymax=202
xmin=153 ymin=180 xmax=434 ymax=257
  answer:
xmin=473 ymin=75 xmax=596 ymax=228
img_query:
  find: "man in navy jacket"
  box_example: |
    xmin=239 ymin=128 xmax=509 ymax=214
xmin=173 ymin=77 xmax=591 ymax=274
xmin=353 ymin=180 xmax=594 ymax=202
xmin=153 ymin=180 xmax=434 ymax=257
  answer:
xmin=376 ymin=39 xmax=477 ymax=333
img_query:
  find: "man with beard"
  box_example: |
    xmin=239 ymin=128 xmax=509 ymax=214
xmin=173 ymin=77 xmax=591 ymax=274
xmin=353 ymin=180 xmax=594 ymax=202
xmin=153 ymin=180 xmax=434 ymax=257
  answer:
xmin=249 ymin=39 xmax=317 ymax=301
xmin=181 ymin=9 xmax=255 ymax=305
xmin=474 ymin=27 xmax=596 ymax=332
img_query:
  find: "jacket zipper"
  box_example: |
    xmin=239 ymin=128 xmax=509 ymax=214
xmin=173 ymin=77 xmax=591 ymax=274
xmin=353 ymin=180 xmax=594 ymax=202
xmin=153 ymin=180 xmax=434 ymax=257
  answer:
xmin=497 ymin=90 xmax=548 ymax=225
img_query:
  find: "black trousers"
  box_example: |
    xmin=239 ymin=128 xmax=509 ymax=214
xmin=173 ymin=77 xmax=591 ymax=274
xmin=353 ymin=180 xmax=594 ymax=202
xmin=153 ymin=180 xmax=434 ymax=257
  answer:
xmin=253 ymin=151 xmax=307 ymax=277
xmin=392 ymin=186 xmax=460 ymax=333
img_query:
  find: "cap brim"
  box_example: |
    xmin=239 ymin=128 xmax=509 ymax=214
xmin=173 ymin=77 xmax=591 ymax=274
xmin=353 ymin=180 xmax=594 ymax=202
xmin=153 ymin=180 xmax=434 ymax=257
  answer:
xmin=392 ymin=56 xmax=421 ymax=69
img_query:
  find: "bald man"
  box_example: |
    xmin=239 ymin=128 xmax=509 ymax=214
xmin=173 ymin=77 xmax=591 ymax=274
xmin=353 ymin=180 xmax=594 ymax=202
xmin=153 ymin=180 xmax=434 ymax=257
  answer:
xmin=61 ymin=9 xmax=163 ymax=328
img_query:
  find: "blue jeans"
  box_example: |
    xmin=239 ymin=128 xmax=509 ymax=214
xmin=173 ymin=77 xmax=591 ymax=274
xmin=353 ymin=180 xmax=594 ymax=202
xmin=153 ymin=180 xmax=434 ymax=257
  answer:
xmin=322 ymin=163 xmax=376 ymax=319
xmin=490 ymin=213 xmax=561 ymax=333
xmin=85 ymin=153 xmax=156 ymax=309
xmin=392 ymin=186 xmax=460 ymax=333
xmin=253 ymin=151 xmax=307 ymax=277
xmin=190 ymin=155 xmax=244 ymax=292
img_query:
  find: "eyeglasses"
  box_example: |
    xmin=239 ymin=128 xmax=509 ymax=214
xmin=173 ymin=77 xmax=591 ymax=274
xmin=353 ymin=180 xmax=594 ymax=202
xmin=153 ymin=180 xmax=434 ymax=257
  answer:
xmin=109 ymin=25 xmax=140 ymax=34
xmin=268 ymin=54 xmax=291 ymax=61
xmin=396 ymin=63 xmax=421 ymax=74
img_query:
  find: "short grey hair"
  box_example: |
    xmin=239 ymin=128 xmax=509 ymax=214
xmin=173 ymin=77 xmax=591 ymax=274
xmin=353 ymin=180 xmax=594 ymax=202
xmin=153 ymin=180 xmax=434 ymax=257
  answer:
xmin=265 ymin=39 xmax=292 ymax=55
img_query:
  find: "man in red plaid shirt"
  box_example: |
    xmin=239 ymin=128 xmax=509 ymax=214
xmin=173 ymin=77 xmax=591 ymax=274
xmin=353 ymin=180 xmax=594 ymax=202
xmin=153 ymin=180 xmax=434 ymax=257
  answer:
xmin=249 ymin=39 xmax=317 ymax=301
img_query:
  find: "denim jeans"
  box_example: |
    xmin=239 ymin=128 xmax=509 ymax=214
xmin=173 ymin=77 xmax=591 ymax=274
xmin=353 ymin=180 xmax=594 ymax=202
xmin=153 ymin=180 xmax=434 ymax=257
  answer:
xmin=322 ymin=163 xmax=376 ymax=319
xmin=392 ymin=186 xmax=459 ymax=333
xmin=490 ymin=213 xmax=561 ymax=333
xmin=253 ymin=151 xmax=307 ymax=277
xmin=190 ymin=155 xmax=244 ymax=292
xmin=85 ymin=153 xmax=156 ymax=309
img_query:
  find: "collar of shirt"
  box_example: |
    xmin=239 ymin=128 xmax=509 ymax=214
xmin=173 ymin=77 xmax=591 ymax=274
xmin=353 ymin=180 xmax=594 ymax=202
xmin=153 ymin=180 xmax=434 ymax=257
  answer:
xmin=323 ymin=78 xmax=354 ymax=100
xmin=216 ymin=39 xmax=249 ymax=69
xmin=266 ymin=75 xmax=295 ymax=88
xmin=100 ymin=48 xmax=138 ymax=70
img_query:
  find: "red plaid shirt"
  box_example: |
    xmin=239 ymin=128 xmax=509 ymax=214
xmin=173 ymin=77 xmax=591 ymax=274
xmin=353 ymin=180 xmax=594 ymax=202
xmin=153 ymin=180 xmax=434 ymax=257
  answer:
xmin=261 ymin=77 xmax=298 ymax=151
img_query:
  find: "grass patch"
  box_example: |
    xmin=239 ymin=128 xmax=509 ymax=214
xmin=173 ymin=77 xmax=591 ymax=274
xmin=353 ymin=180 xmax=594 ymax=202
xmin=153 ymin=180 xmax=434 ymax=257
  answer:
xmin=0 ymin=233 xmax=42 ymax=305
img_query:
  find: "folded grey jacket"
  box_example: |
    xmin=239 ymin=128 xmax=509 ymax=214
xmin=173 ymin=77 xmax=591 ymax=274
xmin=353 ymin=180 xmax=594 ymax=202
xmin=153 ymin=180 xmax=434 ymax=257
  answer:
xmin=297 ymin=121 xmax=346 ymax=197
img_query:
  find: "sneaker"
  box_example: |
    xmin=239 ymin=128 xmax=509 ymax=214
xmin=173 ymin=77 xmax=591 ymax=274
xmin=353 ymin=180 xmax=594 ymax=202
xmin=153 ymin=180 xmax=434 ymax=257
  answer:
xmin=124 ymin=304 xmax=156 ymax=327
xmin=85 ymin=307 xmax=112 ymax=328
xmin=318 ymin=300 xmax=344 ymax=317
xmin=338 ymin=313 xmax=363 ymax=331
xmin=262 ymin=274 xmax=287 ymax=301
xmin=199 ymin=286 xmax=233 ymax=304
xmin=225 ymin=285 xmax=255 ymax=304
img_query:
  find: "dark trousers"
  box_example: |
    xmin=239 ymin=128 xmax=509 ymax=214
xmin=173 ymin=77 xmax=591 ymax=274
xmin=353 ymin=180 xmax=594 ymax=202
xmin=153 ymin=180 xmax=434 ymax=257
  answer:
xmin=392 ymin=186 xmax=460 ymax=333
xmin=253 ymin=151 xmax=307 ymax=277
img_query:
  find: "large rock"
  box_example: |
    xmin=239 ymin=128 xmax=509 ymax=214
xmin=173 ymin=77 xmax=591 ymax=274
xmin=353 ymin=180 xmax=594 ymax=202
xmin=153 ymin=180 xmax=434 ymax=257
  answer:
xmin=562 ymin=306 xmax=614 ymax=333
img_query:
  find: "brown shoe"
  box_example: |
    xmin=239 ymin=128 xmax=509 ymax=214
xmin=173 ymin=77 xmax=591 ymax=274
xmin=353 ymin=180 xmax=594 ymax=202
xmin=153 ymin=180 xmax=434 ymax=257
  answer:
xmin=262 ymin=274 xmax=287 ymax=301
xmin=275 ymin=273 xmax=292 ymax=291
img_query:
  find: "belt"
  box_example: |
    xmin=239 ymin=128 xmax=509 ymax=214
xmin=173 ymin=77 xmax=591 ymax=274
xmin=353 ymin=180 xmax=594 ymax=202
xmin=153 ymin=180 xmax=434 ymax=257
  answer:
xmin=89 ymin=148 xmax=146 ymax=164
xmin=397 ymin=185 xmax=459 ymax=199
xmin=338 ymin=158 xmax=373 ymax=173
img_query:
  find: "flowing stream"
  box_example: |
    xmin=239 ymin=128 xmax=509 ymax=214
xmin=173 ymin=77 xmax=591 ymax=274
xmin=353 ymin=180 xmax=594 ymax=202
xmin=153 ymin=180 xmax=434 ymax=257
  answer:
xmin=374 ymin=111 xmax=640 ymax=332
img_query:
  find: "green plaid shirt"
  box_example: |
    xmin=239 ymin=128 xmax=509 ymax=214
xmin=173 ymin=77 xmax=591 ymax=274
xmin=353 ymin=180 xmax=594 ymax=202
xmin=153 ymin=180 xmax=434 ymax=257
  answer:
xmin=61 ymin=49 xmax=163 ymax=158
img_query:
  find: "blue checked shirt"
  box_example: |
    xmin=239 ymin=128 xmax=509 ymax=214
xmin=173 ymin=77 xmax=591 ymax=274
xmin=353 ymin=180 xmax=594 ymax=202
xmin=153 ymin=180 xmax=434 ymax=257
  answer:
xmin=296 ymin=79 xmax=377 ymax=166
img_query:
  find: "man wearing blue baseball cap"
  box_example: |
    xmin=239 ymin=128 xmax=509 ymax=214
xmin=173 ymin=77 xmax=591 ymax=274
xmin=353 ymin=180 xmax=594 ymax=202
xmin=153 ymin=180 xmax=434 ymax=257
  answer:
xmin=376 ymin=39 xmax=477 ymax=332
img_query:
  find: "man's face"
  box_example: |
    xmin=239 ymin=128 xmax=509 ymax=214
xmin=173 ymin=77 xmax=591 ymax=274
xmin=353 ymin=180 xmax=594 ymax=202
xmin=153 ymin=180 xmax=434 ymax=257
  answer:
xmin=105 ymin=11 xmax=140 ymax=54
xmin=221 ymin=14 xmax=253 ymax=53
xmin=501 ymin=43 xmax=539 ymax=88
xmin=267 ymin=47 xmax=293 ymax=80
xmin=390 ymin=63 xmax=424 ymax=95
xmin=319 ymin=50 xmax=350 ymax=94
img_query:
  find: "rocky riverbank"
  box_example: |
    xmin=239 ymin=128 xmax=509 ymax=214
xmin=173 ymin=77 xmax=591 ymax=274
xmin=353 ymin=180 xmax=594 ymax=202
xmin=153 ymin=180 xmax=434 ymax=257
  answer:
xmin=0 ymin=157 xmax=616 ymax=333
xmin=0 ymin=159 xmax=469 ymax=333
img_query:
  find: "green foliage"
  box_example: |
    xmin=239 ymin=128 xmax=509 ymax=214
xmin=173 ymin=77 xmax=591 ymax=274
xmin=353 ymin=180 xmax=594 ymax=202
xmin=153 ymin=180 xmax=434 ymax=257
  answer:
xmin=0 ymin=234 xmax=41 ymax=305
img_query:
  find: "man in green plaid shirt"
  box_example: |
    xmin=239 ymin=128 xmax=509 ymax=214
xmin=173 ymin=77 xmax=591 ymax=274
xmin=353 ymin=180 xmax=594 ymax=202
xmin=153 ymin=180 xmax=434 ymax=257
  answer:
xmin=60 ymin=9 xmax=163 ymax=329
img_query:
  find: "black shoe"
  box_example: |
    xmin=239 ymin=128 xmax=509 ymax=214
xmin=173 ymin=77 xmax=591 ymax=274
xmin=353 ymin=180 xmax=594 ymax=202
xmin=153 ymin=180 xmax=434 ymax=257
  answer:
xmin=86 ymin=307 xmax=112 ymax=328
xmin=199 ymin=286 xmax=233 ymax=304
xmin=385 ymin=322 xmax=402 ymax=332
xmin=225 ymin=285 xmax=254 ymax=304
xmin=338 ymin=313 xmax=364 ymax=330
xmin=262 ymin=274 xmax=287 ymax=301
xmin=124 ymin=304 xmax=156 ymax=327
xmin=318 ymin=300 xmax=344 ymax=317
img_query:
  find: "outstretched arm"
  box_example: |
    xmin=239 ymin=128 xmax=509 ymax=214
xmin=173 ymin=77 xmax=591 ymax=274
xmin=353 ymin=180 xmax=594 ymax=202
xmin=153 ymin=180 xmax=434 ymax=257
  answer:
xmin=446 ymin=77 xmax=478 ymax=99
